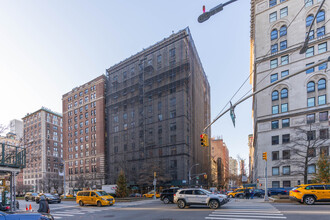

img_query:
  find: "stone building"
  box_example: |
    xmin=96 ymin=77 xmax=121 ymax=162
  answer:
xmin=251 ymin=0 xmax=330 ymax=187
xmin=105 ymin=27 xmax=211 ymax=187
xmin=62 ymin=76 xmax=106 ymax=192
xmin=211 ymin=138 xmax=229 ymax=188
xmin=22 ymin=107 xmax=63 ymax=193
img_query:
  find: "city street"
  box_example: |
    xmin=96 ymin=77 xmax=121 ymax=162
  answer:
xmin=17 ymin=198 xmax=330 ymax=220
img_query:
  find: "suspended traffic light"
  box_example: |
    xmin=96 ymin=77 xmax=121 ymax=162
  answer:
xmin=203 ymin=5 xmax=205 ymax=13
xmin=200 ymin=133 xmax=209 ymax=147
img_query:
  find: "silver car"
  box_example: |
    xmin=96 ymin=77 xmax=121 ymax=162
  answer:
xmin=173 ymin=188 xmax=224 ymax=209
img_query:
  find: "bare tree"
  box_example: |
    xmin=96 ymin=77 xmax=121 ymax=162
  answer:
xmin=276 ymin=125 xmax=328 ymax=184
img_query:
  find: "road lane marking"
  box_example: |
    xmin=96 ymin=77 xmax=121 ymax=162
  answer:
xmin=212 ymin=212 xmax=283 ymax=215
xmin=51 ymin=214 xmax=75 ymax=217
xmin=206 ymin=217 xmax=259 ymax=220
xmin=209 ymin=214 xmax=286 ymax=219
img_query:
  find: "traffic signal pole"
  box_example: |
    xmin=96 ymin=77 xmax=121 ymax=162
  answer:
xmin=264 ymin=159 xmax=269 ymax=201
xmin=202 ymin=57 xmax=330 ymax=133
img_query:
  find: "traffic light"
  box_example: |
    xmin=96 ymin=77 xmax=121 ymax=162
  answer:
xmin=200 ymin=133 xmax=209 ymax=147
xmin=203 ymin=174 xmax=207 ymax=179
xmin=257 ymin=178 xmax=259 ymax=183
xmin=262 ymin=152 xmax=267 ymax=161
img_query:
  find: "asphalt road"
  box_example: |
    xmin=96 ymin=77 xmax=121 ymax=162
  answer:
xmin=17 ymin=198 xmax=330 ymax=220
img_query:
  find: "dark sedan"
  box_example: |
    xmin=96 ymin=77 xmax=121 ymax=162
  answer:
xmin=35 ymin=194 xmax=61 ymax=204
xmin=0 ymin=211 xmax=53 ymax=220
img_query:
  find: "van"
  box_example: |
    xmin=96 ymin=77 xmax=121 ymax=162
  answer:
xmin=76 ymin=190 xmax=115 ymax=207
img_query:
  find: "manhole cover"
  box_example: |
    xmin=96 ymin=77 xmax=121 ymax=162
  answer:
xmin=103 ymin=215 xmax=115 ymax=218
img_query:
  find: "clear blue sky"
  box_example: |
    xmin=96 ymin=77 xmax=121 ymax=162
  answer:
xmin=0 ymin=0 xmax=252 ymax=162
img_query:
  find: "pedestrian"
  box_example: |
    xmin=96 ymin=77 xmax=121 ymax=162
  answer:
xmin=37 ymin=196 xmax=50 ymax=214
xmin=250 ymin=189 xmax=254 ymax=199
xmin=244 ymin=188 xmax=250 ymax=199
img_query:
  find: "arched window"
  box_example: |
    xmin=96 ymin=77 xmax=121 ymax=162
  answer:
xmin=271 ymin=29 xmax=278 ymax=40
xmin=307 ymin=81 xmax=315 ymax=92
xmin=318 ymin=79 xmax=326 ymax=90
xmin=281 ymin=88 xmax=288 ymax=99
xmin=317 ymin=10 xmax=325 ymax=23
xmin=272 ymin=91 xmax=279 ymax=101
xmin=306 ymin=14 xmax=314 ymax=27
xmin=280 ymin=26 xmax=287 ymax=37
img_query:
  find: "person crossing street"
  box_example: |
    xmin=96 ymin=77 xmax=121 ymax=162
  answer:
xmin=37 ymin=196 xmax=50 ymax=214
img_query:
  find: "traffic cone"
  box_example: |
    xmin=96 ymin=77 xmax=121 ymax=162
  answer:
xmin=29 ymin=204 xmax=32 ymax=211
xmin=26 ymin=205 xmax=28 ymax=211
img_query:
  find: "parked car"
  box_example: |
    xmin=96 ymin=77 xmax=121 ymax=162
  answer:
xmin=129 ymin=193 xmax=142 ymax=197
xmin=227 ymin=188 xmax=245 ymax=198
xmin=0 ymin=204 xmax=10 ymax=212
xmin=253 ymin=189 xmax=265 ymax=198
xmin=0 ymin=211 xmax=54 ymax=220
xmin=76 ymin=190 xmax=115 ymax=207
xmin=24 ymin=193 xmax=39 ymax=202
xmin=174 ymin=188 xmax=224 ymax=209
xmin=160 ymin=188 xmax=180 ymax=204
xmin=142 ymin=191 xmax=160 ymax=198
xmin=35 ymin=193 xmax=61 ymax=204
xmin=289 ymin=183 xmax=330 ymax=205
xmin=267 ymin=188 xmax=292 ymax=196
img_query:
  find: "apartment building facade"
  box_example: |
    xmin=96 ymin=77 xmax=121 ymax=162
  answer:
xmin=22 ymin=107 xmax=63 ymax=192
xmin=62 ymin=76 xmax=106 ymax=192
xmin=251 ymin=0 xmax=330 ymax=188
xmin=105 ymin=27 xmax=211 ymax=187
xmin=211 ymin=138 xmax=229 ymax=188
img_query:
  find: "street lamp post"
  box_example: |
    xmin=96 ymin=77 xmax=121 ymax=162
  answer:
xmin=198 ymin=0 xmax=239 ymax=23
xmin=189 ymin=163 xmax=199 ymax=186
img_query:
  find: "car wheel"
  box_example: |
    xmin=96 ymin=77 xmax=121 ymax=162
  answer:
xmin=97 ymin=201 xmax=102 ymax=207
xmin=209 ymin=200 xmax=220 ymax=209
xmin=36 ymin=200 xmax=39 ymax=204
xmin=79 ymin=200 xmax=84 ymax=206
xmin=163 ymin=197 xmax=170 ymax=204
xmin=304 ymin=196 xmax=315 ymax=205
xmin=238 ymin=194 xmax=243 ymax=199
xmin=177 ymin=200 xmax=186 ymax=209
xmin=25 ymin=198 xmax=28 ymax=201
xmin=58 ymin=200 xmax=61 ymax=203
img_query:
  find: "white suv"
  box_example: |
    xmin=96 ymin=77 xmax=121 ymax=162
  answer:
xmin=174 ymin=188 xmax=224 ymax=209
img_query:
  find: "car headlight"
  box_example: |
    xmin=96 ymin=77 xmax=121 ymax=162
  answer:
xmin=102 ymin=198 xmax=107 ymax=201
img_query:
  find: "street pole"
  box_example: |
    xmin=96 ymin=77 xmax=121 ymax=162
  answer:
xmin=189 ymin=164 xmax=199 ymax=186
xmin=264 ymin=160 xmax=269 ymax=202
xmin=63 ymin=161 xmax=66 ymax=199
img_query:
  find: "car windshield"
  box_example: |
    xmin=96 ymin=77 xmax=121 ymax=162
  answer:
xmin=32 ymin=193 xmax=38 ymax=196
xmin=44 ymin=194 xmax=53 ymax=197
xmin=201 ymin=189 xmax=212 ymax=194
xmin=96 ymin=191 xmax=108 ymax=196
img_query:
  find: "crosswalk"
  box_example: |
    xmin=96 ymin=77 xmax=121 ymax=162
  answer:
xmin=205 ymin=200 xmax=287 ymax=220
xmin=51 ymin=208 xmax=105 ymax=219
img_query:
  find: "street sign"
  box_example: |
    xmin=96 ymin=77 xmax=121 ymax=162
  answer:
xmin=242 ymin=175 xmax=248 ymax=182
xmin=182 ymin=180 xmax=186 ymax=184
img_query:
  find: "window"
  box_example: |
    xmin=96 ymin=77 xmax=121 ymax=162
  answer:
xmin=169 ymin=48 xmax=176 ymax=57
xmin=307 ymin=81 xmax=315 ymax=92
xmin=271 ymin=73 xmax=278 ymax=83
xmin=306 ymin=63 xmax=315 ymax=74
xmin=280 ymin=40 xmax=287 ymax=50
xmin=281 ymin=70 xmax=289 ymax=77
xmin=306 ymin=15 xmax=314 ymax=27
xmin=281 ymin=55 xmax=289 ymax=65
xmin=272 ymin=91 xmax=279 ymax=100
xmin=308 ymin=148 xmax=316 ymax=157
xmin=307 ymin=130 xmax=316 ymax=141
xmin=305 ymin=0 xmax=313 ymax=7
xmin=269 ymin=0 xmax=277 ymax=7
xmin=318 ymin=42 xmax=327 ymax=53
xmin=320 ymin=146 xmax=329 ymax=156
xmin=283 ymin=181 xmax=291 ymax=187
xmin=271 ymin=44 xmax=278 ymax=54
xmin=280 ymin=7 xmax=288 ymax=18
xmin=317 ymin=10 xmax=325 ymax=23
xmin=307 ymin=113 xmax=315 ymax=124
xmin=319 ymin=62 xmax=327 ymax=70
xmin=271 ymin=29 xmax=278 ymax=40
xmin=320 ymin=129 xmax=329 ymax=139
xmin=317 ymin=26 xmax=325 ymax=37
xmin=272 ymin=136 xmax=279 ymax=145
xmin=307 ymin=97 xmax=315 ymax=107
xmin=283 ymin=166 xmax=290 ymax=175
xmin=281 ymin=88 xmax=288 ymax=98
xmin=282 ymin=118 xmax=290 ymax=127
xmin=281 ymin=103 xmax=288 ymax=112
xmin=272 ymin=120 xmax=279 ymax=129
xmin=307 ymin=30 xmax=314 ymax=40
xmin=272 ymin=167 xmax=279 ymax=175
xmin=307 ymin=164 xmax=316 ymax=174
xmin=318 ymin=95 xmax=326 ymax=105
xmin=170 ymin=123 xmax=176 ymax=131
xmin=280 ymin=26 xmax=287 ymax=36
xmin=306 ymin=47 xmax=314 ymax=57
xmin=319 ymin=111 xmax=328 ymax=121
xmin=283 ymin=150 xmax=290 ymax=159
xmin=282 ymin=134 xmax=290 ymax=143
xmin=270 ymin=59 xmax=278 ymax=68
xmin=272 ymin=151 xmax=279 ymax=160
xmin=272 ymin=105 xmax=279 ymax=114
xmin=272 ymin=181 xmax=280 ymax=188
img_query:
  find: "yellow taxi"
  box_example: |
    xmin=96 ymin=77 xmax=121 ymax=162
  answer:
xmin=142 ymin=190 xmax=160 ymax=198
xmin=228 ymin=187 xmax=253 ymax=198
xmin=76 ymin=190 xmax=115 ymax=207
xmin=289 ymin=183 xmax=330 ymax=205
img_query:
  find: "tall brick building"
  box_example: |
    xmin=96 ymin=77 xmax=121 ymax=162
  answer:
xmin=211 ymin=138 xmax=229 ymax=188
xmin=105 ymin=27 xmax=211 ymax=187
xmin=22 ymin=107 xmax=63 ymax=193
xmin=62 ymin=76 xmax=106 ymax=193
